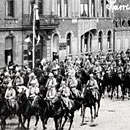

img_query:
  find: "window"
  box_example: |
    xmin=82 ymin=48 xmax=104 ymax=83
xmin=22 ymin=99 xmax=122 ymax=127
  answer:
xmin=7 ymin=0 xmax=14 ymax=17
xmin=64 ymin=0 xmax=68 ymax=17
xmin=67 ymin=33 xmax=71 ymax=54
xmin=57 ymin=0 xmax=62 ymax=17
xmin=101 ymin=0 xmax=104 ymax=17
xmin=5 ymin=36 xmax=13 ymax=65
xmin=38 ymin=0 xmax=43 ymax=14
xmin=98 ymin=31 xmax=103 ymax=51
xmin=91 ymin=0 xmax=95 ymax=17
xmin=106 ymin=0 xmax=109 ymax=17
xmin=80 ymin=0 xmax=89 ymax=16
xmin=84 ymin=33 xmax=88 ymax=52
xmin=107 ymin=31 xmax=111 ymax=49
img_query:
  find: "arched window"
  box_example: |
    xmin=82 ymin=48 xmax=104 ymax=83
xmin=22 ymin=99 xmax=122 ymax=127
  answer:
xmin=91 ymin=0 xmax=95 ymax=17
xmin=66 ymin=33 xmax=71 ymax=54
xmin=90 ymin=33 xmax=92 ymax=52
xmin=38 ymin=0 xmax=43 ymax=14
xmin=84 ymin=33 xmax=88 ymax=52
xmin=98 ymin=31 xmax=103 ymax=51
xmin=101 ymin=0 xmax=104 ymax=17
xmin=106 ymin=0 xmax=109 ymax=17
xmin=64 ymin=0 xmax=68 ymax=17
xmin=107 ymin=31 xmax=111 ymax=50
xmin=80 ymin=0 xmax=89 ymax=16
xmin=7 ymin=0 xmax=14 ymax=17
xmin=5 ymin=36 xmax=14 ymax=65
xmin=57 ymin=0 xmax=62 ymax=17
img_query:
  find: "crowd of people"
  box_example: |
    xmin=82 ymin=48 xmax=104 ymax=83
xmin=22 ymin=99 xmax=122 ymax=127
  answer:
xmin=0 ymin=49 xmax=130 ymax=129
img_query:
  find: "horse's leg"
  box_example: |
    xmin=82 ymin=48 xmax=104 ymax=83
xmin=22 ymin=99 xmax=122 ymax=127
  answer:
xmin=61 ymin=114 xmax=68 ymax=129
xmin=54 ymin=118 xmax=61 ymax=130
xmin=68 ymin=112 xmax=74 ymax=130
xmin=93 ymin=104 xmax=96 ymax=119
xmin=1 ymin=119 xmax=6 ymax=130
xmin=18 ymin=114 xmax=23 ymax=128
xmin=117 ymin=85 xmax=119 ymax=99
xmin=41 ymin=116 xmax=46 ymax=130
xmin=27 ymin=116 xmax=31 ymax=129
xmin=111 ymin=85 xmax=114 ymax=99
xmin=96 ymin=98 xmax=101 ymax=117
xmin=34 ymin=114 xmax=39 ymax=126
xmin=90 ymin=106 xmax=93 ymax=122
xmin=81 ymin=105 xmax=85 ymax=126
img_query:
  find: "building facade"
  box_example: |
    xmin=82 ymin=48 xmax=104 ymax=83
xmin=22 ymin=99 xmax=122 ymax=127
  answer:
xmin=0 ymin=0 xmax=114 ymax=69
xmin=113 ymin=0 xmax=130 ymax=52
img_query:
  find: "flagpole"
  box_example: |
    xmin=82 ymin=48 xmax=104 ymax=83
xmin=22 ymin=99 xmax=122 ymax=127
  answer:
xmin=32 ymin=5 xmax=36 ymax=69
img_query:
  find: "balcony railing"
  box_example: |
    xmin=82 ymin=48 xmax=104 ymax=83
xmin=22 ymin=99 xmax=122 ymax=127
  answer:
xmin=22 ymin=14 xmax=60 ymax=27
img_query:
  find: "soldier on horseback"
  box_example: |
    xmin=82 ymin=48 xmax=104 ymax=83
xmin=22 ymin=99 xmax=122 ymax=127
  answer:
xmin=5 ymin=81 xmax=16 ymax=112
xmin=86 ymin=73 xmax=99 ymax=100
xmin=46 ymin=73 xmax=58 ymax=106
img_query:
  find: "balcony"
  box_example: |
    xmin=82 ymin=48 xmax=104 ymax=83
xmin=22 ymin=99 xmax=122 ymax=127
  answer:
xmin=22 ymin=14 xmax=60 ymax=29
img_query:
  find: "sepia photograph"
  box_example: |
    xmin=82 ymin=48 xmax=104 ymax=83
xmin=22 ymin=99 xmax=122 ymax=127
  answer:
xmin=0 ymin=0 xmax=130 ymax=130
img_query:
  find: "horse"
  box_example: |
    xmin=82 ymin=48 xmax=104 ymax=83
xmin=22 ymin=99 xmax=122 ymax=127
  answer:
xmin=81 ymin=86 xmax=101 ymax=125
xmin=16 ymin=91 xmax=39 ymax=129
xmin=101 ymin=68 xmax=113 ymax=98
xmin=122 ymin=72 xmax=130 ymax=100
xmin=110 ymin=66 xmax=124 ymax=99
xmin=0 ymin=94 xmax=11 ymax=130
xmin=33 ymin=94 xmax=66 ymax=130
xmin=61 ymin=94 xmax=82 ymax=130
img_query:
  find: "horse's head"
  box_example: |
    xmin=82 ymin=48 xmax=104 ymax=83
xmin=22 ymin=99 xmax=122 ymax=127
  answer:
xmin=17 ymin=91 xmax=27 ymax=106
xmin=32 ymin=94 xmax=43 ymax=109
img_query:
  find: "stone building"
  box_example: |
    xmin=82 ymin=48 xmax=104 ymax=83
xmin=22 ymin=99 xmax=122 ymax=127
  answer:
xmin=0 ymin=0 xmax=114 ymax=69
xmin=113 ymin=0 xmax=130 ymax=52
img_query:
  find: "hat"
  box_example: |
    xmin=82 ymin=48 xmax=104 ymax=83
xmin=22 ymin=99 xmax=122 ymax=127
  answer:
xmin=49 ymin=73 xmax=54 ymax=77
xmin=30 ymin=80 xmax=37 ymax=85
xmin=90 ymin=73 xmax=94 ymax=77
xmin=29 ymin=73 xmax=35 ymax=77
xmin=7 ymin=81 xmax=13 ymax=87
xmin=4 ymin=72 xmax=10 ymax=77
xmin=15 ymin=72 xmax=20 ymax=77
xmin=61 ymin=81 xmax=66 ymax=85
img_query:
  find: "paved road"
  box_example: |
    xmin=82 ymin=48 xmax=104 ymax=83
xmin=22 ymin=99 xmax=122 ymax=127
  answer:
xmin=5 ymin=97 xmax=130 ymax=130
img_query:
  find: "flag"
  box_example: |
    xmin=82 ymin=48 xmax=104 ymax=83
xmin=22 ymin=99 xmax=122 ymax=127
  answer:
xmin=36 ymin=34 xmax=40 ymax=45
xmin=33 ymin=4 xmax=40 ymax=45
xmin=33 ymin=4 xmax=40 ymax=35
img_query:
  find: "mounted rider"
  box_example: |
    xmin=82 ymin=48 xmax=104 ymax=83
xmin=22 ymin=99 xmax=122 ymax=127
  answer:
xmin=5 ymin=81 xmax=16 ymax=111
xmin=84 ymin=73 xmax=99 ymax=100
xmin=28 ymin=79 xmax=39 ymax=104
xmin=13 ymin=72 xmax=24 ymax=93
xmin=67 ymin=72 xmax=81 ymax=99
xmin=59 ymin=80 xmax=73 ymax=110
xmin=46 ymin=73 xmax=58 ymax=105
xmin=2 ymin=72 xmax=11 ymax=89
